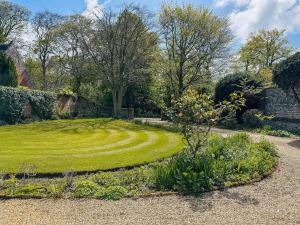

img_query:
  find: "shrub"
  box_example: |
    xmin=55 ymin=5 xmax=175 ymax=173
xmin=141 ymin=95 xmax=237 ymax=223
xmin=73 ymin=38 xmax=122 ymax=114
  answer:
xmin=73 ymin=180 xmax=99 ymax=198
xmin=155 ymin=151 xmax=213 ymax=194
xmin=215 ymin=72 xmax=263 ymax=121
xmin=155 ymin=133 xmax=278 ymax=194
xmin=0 ymin=86 xmax=56 ymax=124
xmin=242 ymin=109 xmax=263 ymax=128
xmin=273 ymin=52 xmax=300 ymax=103
xmin=95 ymin=186 xmax=128 ymax=200
xmin=0 ymin=52 xmax=17 ymax=87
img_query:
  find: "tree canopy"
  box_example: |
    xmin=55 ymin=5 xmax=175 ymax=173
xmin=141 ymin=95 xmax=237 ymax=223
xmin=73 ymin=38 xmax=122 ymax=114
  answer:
xmin=160 ymin=4 xmax=233 ymax=98
xmin=273 ymin=52 xmax=300 ymax=103
xmin=0 ymin=0 xmax=30 ymax=42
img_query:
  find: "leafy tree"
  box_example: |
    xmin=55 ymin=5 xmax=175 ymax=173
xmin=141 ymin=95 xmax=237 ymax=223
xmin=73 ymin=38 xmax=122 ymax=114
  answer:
xmin=273 ymin=52 xmax=300 ymax=103
xmin=83 ymin=6 xmax=158 ymax=117
xmin=32 ymin=11 xmax=63 ymax=90
xmin=53 ymin=15 xmax=94 ymax=95
xmin=0 ymin=1 xmax=30 ymax=42
xmin=159 ymin=4 xmax=233 ymax=98
xmin=0 ymin=52 xmax=17 ymax=87
xmin=240 ymin=29 xmax=292 ymax=78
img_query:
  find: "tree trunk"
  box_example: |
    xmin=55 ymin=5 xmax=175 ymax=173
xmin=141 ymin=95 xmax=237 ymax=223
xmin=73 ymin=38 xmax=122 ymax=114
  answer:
xmin=41 ymin=62 xmax=47 ymax=90
xmin=112 ymin=88 xmax=124 ymax=118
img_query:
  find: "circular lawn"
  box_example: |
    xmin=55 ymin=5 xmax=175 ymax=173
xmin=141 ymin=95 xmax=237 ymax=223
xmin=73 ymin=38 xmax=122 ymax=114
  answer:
xmin=0 ymin=119 xmax=184 ymax=174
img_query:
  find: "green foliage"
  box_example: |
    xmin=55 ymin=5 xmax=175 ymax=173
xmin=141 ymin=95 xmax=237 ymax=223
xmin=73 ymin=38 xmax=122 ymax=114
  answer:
xmin=0 ymin=86 xmax=56 ymax=124
xmin=0 ymin=1 xmax=31 ymax=42
xmin=256 ymin=125 xmax=294 ymax=138
xmin=239 ymin=29 xmax=292 ymax=76
xmin=155 ymin=151 xmax=213 ymax=194
xmin=155 ymin=133 xmax=278 ymax=194
xmin=215 ymin=72 xmax=263 ymax=103
xmin=73 ymin=180 xmax=99 ymax=198
xmin=167 ymin=89 xmax=244 ymax=158
xmin=0 ymin=52 xmax=18 ymax=87
xmin=273 ymin=52 xmax=300 ymax=103
xmin=215 ymin=72 xmax=263 ymax=120
xmin=242 ymin=109 xmax=264 ymax=128
xmin=159 ymin=3 xmax=233 ymax=97
xmin=96 ymin=186 xmax=128 ymax=200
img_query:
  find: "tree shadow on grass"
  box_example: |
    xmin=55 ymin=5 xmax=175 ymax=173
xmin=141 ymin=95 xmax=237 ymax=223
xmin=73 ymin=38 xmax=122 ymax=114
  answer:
xmin=179 ymin=189 xmax=259 ymax=213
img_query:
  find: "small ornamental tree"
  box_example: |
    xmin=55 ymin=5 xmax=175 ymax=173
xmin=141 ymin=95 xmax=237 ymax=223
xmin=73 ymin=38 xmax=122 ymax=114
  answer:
xmin=167 ymin=89 xmax=245 ymax=159
xmin=0 ymin=52 xmax=17 ymax=87
xmin=273 ymin=52 xmax=300 ymax=103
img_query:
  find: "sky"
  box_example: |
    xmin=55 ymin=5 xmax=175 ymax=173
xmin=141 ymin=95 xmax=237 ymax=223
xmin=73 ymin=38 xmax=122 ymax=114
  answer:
xmin=9 ymin=0 xmax=300 ymax=49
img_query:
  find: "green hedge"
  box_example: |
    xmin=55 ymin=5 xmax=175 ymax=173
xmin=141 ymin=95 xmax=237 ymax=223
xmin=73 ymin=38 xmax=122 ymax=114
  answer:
xmin=0 ymin=86 xmax=56 ymax=124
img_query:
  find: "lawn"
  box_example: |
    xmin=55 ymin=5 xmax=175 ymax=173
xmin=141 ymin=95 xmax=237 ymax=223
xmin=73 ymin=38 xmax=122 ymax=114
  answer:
xmin=0 ymin=119 xmax=184 ymax=174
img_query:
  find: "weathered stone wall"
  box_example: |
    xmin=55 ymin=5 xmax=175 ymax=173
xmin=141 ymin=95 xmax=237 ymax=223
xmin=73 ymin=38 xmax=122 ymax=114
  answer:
xmin=56 ymin=94 xmax=134 ymax=119
xmin=261 ymin=87 xmax=300 ymax=134
xmin=262 ymin=87 xmax=300 ymax=120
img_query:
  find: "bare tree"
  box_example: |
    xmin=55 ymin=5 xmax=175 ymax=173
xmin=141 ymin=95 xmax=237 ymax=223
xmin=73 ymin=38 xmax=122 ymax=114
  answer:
xmin=83 ymin=6 xmax=158 ymax=117
xmin=32 ymin=11 xmax=63 ymax=90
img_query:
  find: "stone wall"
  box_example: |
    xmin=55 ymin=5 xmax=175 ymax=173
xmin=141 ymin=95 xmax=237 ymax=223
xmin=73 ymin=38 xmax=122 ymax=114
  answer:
xmin=262 ymin=87 xmax=300 ymax=120
xmin=261 ymin=87 xmax=300 ymax=134
xmin=56 ymin=94 xmax=134 ymax=119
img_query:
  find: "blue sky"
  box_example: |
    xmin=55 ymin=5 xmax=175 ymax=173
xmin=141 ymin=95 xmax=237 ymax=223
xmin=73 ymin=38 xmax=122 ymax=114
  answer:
xmin=9 ymin=0 xmax=300 ymax=49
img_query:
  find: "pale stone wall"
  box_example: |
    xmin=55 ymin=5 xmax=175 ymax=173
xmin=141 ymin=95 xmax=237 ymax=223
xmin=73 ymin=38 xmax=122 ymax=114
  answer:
xmin=261 ymin=87 xmax=300 ymax=134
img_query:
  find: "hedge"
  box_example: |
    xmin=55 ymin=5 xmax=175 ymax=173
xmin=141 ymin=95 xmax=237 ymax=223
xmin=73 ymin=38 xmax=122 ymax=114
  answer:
xmin=0 ymin=86 xmax=56 ymax=124
xmin=215 ymin=72 xmax=263 ymax=122
xmin=273 ymin=52 xmax=300 ymax=102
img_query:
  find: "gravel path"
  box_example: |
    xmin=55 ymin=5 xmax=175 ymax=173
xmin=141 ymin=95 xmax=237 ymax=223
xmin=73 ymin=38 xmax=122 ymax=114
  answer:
xmin=0 ymin=128 xmax=299 ymax=225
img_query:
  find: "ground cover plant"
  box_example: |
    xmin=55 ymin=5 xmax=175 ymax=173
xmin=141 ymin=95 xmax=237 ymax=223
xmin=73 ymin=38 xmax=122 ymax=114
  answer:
xmin=0 ymin=118 xmax=184 ymax=174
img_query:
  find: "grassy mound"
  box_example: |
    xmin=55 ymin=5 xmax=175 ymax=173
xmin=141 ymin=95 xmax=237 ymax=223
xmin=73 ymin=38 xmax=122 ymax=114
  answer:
xmin=0 ymin=119 xmax=184 ymax=174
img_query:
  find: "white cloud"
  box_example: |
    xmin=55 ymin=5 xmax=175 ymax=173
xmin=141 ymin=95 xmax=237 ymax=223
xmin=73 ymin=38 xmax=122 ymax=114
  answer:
xmin=82 ymin=0 xmax=111 ymax=19
xmin=215 ymin=0 xmax=300 ymax=42
xmin=214 ymin=0 xmax=249 ymax=8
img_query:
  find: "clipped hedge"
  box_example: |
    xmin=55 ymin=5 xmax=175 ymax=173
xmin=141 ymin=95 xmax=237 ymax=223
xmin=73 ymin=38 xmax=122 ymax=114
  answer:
xmin=0 ymin=86 xmax=56 ymax=124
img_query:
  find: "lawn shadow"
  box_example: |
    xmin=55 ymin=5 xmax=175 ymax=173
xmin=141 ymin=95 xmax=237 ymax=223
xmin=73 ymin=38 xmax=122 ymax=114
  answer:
xmin=180 ymin=189 xmax=259 ymax=213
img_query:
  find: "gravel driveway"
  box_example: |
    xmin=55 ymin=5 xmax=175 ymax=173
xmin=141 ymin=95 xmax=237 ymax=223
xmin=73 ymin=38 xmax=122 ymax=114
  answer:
xmin=0 ymin=129 xmax=299 ymax=225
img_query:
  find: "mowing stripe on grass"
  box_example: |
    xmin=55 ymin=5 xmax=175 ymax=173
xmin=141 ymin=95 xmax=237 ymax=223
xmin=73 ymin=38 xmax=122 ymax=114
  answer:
xmin=0 ymin=119 xmax=185 ymax=174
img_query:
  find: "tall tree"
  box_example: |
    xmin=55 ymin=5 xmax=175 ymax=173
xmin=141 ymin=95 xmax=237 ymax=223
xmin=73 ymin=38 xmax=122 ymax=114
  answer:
xmin=160 ymin=4 xmax=233 ymax=98
xmin=84 ymin=6 xmax=158 ymax=117
xmin=0 ymin=1 xmax=30 ymax=43
xmin=32 ymin=11 xmax=63 ymax=90
xmin=240 ymin=29 xmax=293 ymax=73
xmin=53 ymin=15 xmax=93 ymax=95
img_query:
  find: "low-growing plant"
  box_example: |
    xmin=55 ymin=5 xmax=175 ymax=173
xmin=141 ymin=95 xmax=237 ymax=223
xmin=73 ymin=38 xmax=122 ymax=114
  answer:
xmin=73 ymin=180 xmax=99 ymax=198
xmin=257 ymin=125 xmax=293 ymax=137
xmin=95 ymin=186 xmax=128 ymax=200
xmin=155 ymin=133 xmax=278 ymax=194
